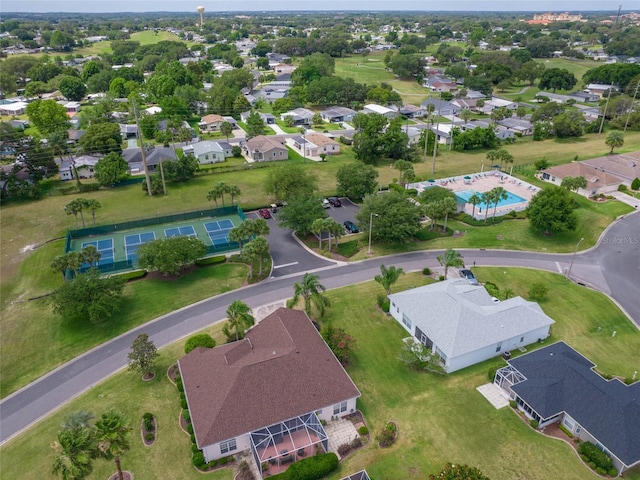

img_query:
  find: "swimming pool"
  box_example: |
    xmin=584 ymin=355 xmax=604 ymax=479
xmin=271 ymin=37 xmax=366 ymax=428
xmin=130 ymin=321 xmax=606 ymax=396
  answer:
xmin=455 ymin=189 xmax=527 ymax=211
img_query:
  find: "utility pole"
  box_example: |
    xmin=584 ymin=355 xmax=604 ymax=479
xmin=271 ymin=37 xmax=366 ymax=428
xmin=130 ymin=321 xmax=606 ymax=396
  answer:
xmin=624 ymin=80 xmax=639 ymax=133
xmin=432 ymin=92 xmax=442 ymax=174
xmin=132 ymin=98 xmax=153 ymax=196
xmin=158 ymin=157 xmax=167 ymax=195
xmin=598 ymin=87 xmax=612 ymax=137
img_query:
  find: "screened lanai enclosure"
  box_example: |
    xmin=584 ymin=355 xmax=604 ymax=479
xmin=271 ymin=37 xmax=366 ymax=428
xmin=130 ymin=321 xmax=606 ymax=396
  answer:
xmin=493 ymin=364 xmax=527 ymax=399
xmin=250 ymin=412 xmax=328 ymax=477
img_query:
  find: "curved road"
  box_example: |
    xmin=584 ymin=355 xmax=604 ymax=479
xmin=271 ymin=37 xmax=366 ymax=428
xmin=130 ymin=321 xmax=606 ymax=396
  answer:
xmin=1 ymin=212 xmax=638 ymax=445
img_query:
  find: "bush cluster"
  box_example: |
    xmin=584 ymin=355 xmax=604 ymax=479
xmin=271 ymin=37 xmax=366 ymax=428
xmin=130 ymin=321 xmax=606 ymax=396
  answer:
xmin=578 ymin=442 xmax=613 ymax=471
xmin=558 ymin=424 xmax=573 ymax=438
xmin=192 ymin=452 xmax=205 ymax=468
xmin=182 ymin=408 xmax=190 ymax=423
xmin=529 ymin=419 xmax=539 ymax=428
xmin=357 ymin=425 xmax=369 ymax=435
xmin=422 ymin=267 xmax=431 ymax=276
xmin=377 ymin=422 xmax=397 ymax=447
xmin=145 ymin=432 xmax=154 ymax=441
xmin=351 ymin=436 xmax=363 ymax=449
xmin=268 ymin=453 xmax=339 ymax=480
xmin=376 ymin=293 xmax=390 ymax=313
xmin=184 ymin=333 xmax=217 ymax=354
xmin=143 ymin=412 xmax=154 ymax=432
xmin=337 ymin=443 xmax=351 ymax=456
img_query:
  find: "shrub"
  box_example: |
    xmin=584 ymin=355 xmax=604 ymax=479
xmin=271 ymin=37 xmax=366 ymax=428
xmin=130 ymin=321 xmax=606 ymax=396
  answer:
xmin=351 ymin=437 xmax=363 ymax=448
xmin=192 ymin=452 xmax=206 ymax=468
xmin=143 ymin=413 xmax=154 ymax=431
xmin=218 ymin=456 xmax=228 ymax=465
xmin=528 ymin=282 xmax=549 ymax=302
xmin=113 ymin=269 xmax=147 ymax=282
xmin=78 ymin=183 xmax=100 ymax=192
xmin=529 ymin=419 xmax=539 ymax=428
xmin=589 ymin=462 xmax=597 ymax=470
xmin=631 ymin=177 xmax=640 ymax=190
xmin=422 ymin=267 xmax=431 ymax=276
xmin=192 ymin=444 xmax=200 ymax=453
xmin=195 ymin=255 xmax=227 ymax=266
xmin=184 ymin=333 xmax=217 ymax=354
xmin=559 ymin=424 xmax=573 ymax=438
xmin=438 ymin=275 xmax=445 ymax=281
xmin=337 ymin=443 xmax=351 ymax=456
xmin=389 ymin=183 xmax=405 ymax=193
xmin=376 ymin=293 xmax=390 ymax=312
xmin=618 ymin=184 xmax=628 ymax=192
xmin=176 ymin=376 xmax=184 ymax=392
xmin=377 ymin=422 xmax=397 ymax=447
xmin=232 ymin=145 xmax=242 ymax=157
xmin=534 ymin=158 xmax=551 ymax=170
xmin=339 ymin=135 xmax=352 ymax=145
xmin=406 ymin=188 xmax=418 ymax=196
xmin=579 ymin=442 xmax=613 ymax=470
xmin=488 ymin=366 xmax=497 ymax=382
xmin=182 ymin=409 xmax=190 ymax=423
xmin=145 ymin=432 xmax=154 ymax=441
xmin=608 ymin=468 xmax=618 ymax=476
xmin=187 ymin=423 xmax=194 ymax=435
xmin=358 ymin=425 xmax=369 ymax=435
xmin=277 ymin=452 xmax=339 ymax=480
xmin=208 ymin=459 xmax=217 ymax=468
xmin=596 ymin=467 xmax=607 ymax=475
xmin=509 ymin=400 xmax=517 ymax=409
xmin=181 ymin=398 xmax=188 ymax=409
xmin=190 ymin=433 xmax=196 ymax=444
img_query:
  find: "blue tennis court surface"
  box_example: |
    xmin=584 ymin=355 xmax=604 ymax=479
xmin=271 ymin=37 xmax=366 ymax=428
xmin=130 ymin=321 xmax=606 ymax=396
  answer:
xmin=204 ymin=220 xmax=234 ymax=246
xmin=81 ymin=238 xmax=114 ymax=266
xmin=164 ymin=225 xmax=197 ymax=238
xmin=124 ymin=232 xmax=157 ymax=261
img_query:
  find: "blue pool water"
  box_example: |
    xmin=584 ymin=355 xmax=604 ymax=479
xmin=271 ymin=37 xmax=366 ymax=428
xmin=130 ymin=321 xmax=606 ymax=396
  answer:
xmin=455 ymin=189 xmax=527 ymax=211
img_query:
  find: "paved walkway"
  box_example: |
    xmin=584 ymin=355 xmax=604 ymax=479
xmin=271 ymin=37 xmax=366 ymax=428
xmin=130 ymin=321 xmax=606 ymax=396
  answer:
xmin=325 ymin=417 xmax=359 ymax=459
xmin=270 ymin=123 xmax=287 ymax=135
xmin=476 ymin=383 xmax=510 ymax=409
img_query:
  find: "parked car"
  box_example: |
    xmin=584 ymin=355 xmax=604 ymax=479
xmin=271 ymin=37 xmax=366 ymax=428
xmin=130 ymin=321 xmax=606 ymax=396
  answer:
xmin=258 ymin=208 xmax=272 ymax=219
xmin=327 ymin=196 xmax=342 ymax=207
xmin=322 ymin=199 xmax=331 ymax=208
xmin=459 ymin=269 xmax=478 ymax=285
xmin=344 ymin=221 xmax=359 ymax=233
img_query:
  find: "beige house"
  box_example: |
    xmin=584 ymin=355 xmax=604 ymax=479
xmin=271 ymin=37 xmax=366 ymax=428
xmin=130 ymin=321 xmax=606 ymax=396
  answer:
xmin=581 ymin=152 xmax=640 ymax=186
xmin=198 ymin=114 xmax=226 ymax=132
xmin=246 ymin=135 xmax=288 ymax=162
xmin=295 ymin=133 xmax=341 ymax=157
xmin=540 ymin=162 xmax=621 ymax=197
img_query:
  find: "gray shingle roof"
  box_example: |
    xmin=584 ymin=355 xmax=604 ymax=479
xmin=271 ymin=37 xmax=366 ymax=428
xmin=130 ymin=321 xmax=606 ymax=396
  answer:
xmin=509 ymin=342 xmax=640 ymax=467
xmin=388 ymin=279 xmax=555 ymax=358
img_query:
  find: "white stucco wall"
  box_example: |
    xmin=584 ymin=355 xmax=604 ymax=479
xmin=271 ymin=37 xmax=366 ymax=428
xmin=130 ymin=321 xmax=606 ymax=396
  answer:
xmin=202 ymin=432 xmax=251 ymax=462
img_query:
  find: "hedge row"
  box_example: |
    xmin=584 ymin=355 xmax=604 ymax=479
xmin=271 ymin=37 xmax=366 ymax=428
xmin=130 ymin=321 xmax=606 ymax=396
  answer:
xmin=111 ymin=269 xmax=147 ymax=282
xmin=195 ymin=255 xmax=227 ymax=266
xmin=268 ymin=453 xmax=339 ymax=480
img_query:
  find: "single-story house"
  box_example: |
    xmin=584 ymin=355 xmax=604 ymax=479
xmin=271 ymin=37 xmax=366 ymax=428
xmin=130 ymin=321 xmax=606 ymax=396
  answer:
xmin=64 ymin=101 xmax=81 ymax=114
xmin=120 ymin=124 xmax=138 ymax=139
xmin=292 ymin=133 xmax=340 ymax=157
xmin=495 ymin=341 xmax=640 ymax=474
xmin=145 ymin=106 xmax=162 ymax=116
xmin=585 ymin=84 xmax=617 ymax=98
xmin=451 ymin=98 xmax=478 ymax=110
xmin=245 ymin=135 xmax=288 ymax=162
xmin=254 ymin=87 xmax=289 ymax=104
xmin=403 ymin=126 xmax=423 ymax=145
xmin=0 ymin=101 xmax=28 ymax=116
xmin=67 ymin=129 xmax=86 ymax=144
xmin=122 ymin=145 xmax=177 ymax=173
xmin=198 ymin=114 xmax=226 ymax=132
xmin=388 ymin=279 xmax=555 ymax=373
xmin=430 ymin=124 xmax=454 ymax=145
xmin=280 ymin=108 xmax=314 ymax=126
xmin=178 ymin=308 xmax=361 ymax=467
xmin=7 ymin=119 xmax=28 ymax=130
xmin=421 ymin=98 xmax=460 ymax=117
xmin=222 ymin=116 xmax=238 ymax=127
xmin=320 ymin=106 xmax=357 ymax=123
xmin=580 ymin=151 xmax=640 ymax=186
xmin=461 ymin=120 xmax=515 ymax=141
xmin=535 ymin=92 xmax=575 ymax=104
xmin=540 ymin=162 xmax=621 ymax=196
xmin=182 ymin=141 xmax=230 ymax=164
xmin=497 ymin=118 xmax=534 ymax=136
xmin=568 ymin=91 xmax=600 ymax=103
xmin=362 ymin=104 xmax=398 ymax=119
xmin=399 ymin=104 xmax=426 ymax=118
xmin=240 ymin=111 xmax=276 ymax=125
xmin=59 ymin=155 xmax=101 ymax=181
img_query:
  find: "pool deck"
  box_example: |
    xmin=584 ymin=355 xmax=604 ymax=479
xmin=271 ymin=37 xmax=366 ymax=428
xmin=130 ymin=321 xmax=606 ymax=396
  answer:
xmin=410 ymin=170 xmax=539 ymax=219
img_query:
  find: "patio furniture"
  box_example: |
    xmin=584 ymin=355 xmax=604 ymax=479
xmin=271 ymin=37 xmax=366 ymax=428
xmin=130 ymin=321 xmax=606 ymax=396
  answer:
xmin=297 ymin=448 xmax=306 ymax=457
xmin=280 ymin=454 xmax=294 ymax=464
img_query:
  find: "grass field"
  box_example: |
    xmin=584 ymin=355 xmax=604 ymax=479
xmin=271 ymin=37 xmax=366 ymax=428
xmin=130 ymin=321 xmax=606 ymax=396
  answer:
xmin=3 ymin=270 xmax=638 ymax=480
xmin=75 ymin=30 xmax=194 ymax=56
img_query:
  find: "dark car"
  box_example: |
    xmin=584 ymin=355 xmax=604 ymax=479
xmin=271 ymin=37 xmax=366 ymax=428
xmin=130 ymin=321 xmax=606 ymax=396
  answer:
xmin=328 ymin=196 xmax=342 ymax=207
xmin=344 ymin=221 xmax=359 ymax=234
xmin=258 ymin=208 xmax=272 ymax=219
xmin=459 ymin=269 xmax=479 ymax=285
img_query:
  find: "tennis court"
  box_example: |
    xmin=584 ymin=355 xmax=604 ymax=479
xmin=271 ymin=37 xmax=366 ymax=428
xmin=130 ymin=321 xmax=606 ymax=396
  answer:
xmin=124 ymin=231 xmax=157 ymax=262
xmin=204 ymin=219 xmax=234 ymax=247
xmin=67 ymin=207 xmax=245 ymax=275
xmin=81 ymin=238 xmax=114 ymax=266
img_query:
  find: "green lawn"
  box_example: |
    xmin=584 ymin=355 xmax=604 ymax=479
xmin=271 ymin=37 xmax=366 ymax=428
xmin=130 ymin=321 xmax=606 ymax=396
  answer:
xmin=4 ymin=270 xmax=638 ymax=480
xmin=0 ymin=256 xmax=248 ymax=396
xmin=75 ymin=30 xmax=195 ymax=56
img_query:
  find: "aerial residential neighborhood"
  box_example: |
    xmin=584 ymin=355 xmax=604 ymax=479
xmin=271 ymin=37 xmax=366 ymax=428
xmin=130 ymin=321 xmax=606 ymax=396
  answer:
xmin=0 ymin=3 xmax=639 ymax=480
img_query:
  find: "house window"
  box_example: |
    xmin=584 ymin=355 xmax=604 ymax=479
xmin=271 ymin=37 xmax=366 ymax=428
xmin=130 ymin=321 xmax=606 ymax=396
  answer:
xmin=220 ymin=439 xmax=237 ymax=454
xmin=205 ymin=154 xmax=209 ymax=160
xmin=496 ymin=342 xmax=502 ymax=352
xmin=401 ymin=313 xmax=412 ymax=330
xmin=520 ymin=337 xmax=524 ymax=343
xmin=434 ymin=346 xmax=447 ymax=362
xmin=333 ymin=401 xmax=347 ymax=415
xmin=391 ymin=302 xmax=395 ymax=308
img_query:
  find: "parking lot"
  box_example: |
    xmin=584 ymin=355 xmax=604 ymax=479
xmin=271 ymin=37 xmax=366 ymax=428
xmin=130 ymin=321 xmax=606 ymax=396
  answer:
xmin=323 ymin=197 xmax=360 ymax=233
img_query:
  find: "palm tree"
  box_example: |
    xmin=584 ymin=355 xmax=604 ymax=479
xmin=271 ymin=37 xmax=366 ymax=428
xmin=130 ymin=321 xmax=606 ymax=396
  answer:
xmin=81 ymin=245 xmax=101 ymax=268
xmin=249 ymin=218 xmax=270 ymax=237
xmin=491 ymin=187 xmax=508 ymax=221
xmin=228 ymin=184 xmax=241 ymax=205
xmin=437 ymin=248 xmax=465 ymax=279
xmin=312 ymin=112 xmax=323 ymax=126
xmin=215 ymin=181 xmax=230 ymax=207
xmin=481 ymin=191 xmax=495 ymax=223
xmin=374 ymin=264 xmax=405 ymax=295
xmin=225 ymin=300 xmax=255 ymax=342
xmin=220 ymin=121 xmax=233 ymax=142
xmin=460 ymin=108 xmax=472 ymax=123
xmin=65 ymin=200 xmax=81 ymax=228
xmin=605 ymin=130 xmax=624 ymax=154
xmin=290 ymin=273 xmax=330 ymax=319
xmin=61 ymin=411 xmax=94 ymax=433
xmin=311 ymin=218 xmax=326 ymax=250
xmin=51 ymin=427 xmax=94 ymax=480
xmin=93 ymin=410 xmax=131 ymax=480
xmin=250 ymin=236 xmax=269 ymax=276
xmin=206 ymin=185 xmax=222 ymax=208
xmin=327 ymin=219 xmax=343 ymax=251
xmin=51 ymin=255 xmax=71 ymax=280
xmin=440 ymin=197 xmax=457 ymax=233
xmin=467 ymin=192 xmax=482 ymax=219
xmin=228 ymin=225 xmax=247 ymax=252
xmin=85 ymin=199 xmax=101 ymax=227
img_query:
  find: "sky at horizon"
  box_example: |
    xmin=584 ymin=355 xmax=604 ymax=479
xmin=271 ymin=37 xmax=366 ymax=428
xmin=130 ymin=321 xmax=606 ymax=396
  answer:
xmin=0 ymin=0 xmax=627 ymax=14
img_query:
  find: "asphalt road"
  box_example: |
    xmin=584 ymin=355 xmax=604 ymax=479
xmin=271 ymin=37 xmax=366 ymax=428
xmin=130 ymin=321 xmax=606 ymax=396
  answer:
xmin=1 ymin=211 xmax=638 ymax=445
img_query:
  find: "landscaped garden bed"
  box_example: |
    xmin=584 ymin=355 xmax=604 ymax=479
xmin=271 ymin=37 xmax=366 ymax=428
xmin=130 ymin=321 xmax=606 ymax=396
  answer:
xmin=141 ymin=412 xmax=156 ymax=446
xmin=376 ymin=421 xmax=398 ymax=448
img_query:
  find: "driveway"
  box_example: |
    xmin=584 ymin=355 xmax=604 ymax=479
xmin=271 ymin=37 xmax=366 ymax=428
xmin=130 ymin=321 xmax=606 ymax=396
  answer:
xmin=1 ymin=212 xmax=639 ymax=445
xmin=324 ymin=197 xmax=360 ymax=229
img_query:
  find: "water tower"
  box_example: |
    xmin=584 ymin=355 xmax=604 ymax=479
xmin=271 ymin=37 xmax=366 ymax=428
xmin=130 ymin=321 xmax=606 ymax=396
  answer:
xmin=197 ymin=6 xmax=205 ymax=29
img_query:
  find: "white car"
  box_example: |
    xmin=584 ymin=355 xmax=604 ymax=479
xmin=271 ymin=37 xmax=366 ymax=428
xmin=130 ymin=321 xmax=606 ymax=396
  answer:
xmin=322 ymin=199 xmax=331 ymax=208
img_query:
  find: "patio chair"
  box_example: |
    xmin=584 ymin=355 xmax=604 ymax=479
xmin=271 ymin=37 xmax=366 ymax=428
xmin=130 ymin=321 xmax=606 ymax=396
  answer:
xmin=297 ymin=448 xmax=306 ymax=457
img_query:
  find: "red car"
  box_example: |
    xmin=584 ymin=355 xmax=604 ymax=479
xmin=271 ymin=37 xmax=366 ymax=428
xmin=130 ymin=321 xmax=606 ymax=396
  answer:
xmin=258 ymin=208 xmax=272 ymax=219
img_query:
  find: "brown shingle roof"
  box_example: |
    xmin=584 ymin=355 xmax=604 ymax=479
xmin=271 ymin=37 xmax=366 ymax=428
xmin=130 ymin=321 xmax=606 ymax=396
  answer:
xmin=201 ymin=114 xmax=225 ymax=124
xmin=178 ymin=308 xmax=361 ymax=448
xmin=543 ymin=162 xmax=621 ymax=190
xmin=304 ymin=133 xmax=339 ymax=147
xmin=246 ymin=135 xmax=285 ymax=153
xmin=580 ymin=152 xmax=640 ymax=183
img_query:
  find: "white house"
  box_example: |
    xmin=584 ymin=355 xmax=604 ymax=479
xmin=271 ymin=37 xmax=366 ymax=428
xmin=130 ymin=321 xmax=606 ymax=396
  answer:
xmin=388 ymin=279 xmax=555 ymax=372
xmin=362 ymin=104 xmax=398 ymax=119
xmin=182 ymin=141 xmax=232 ymax=165
xmin=495 ymin=342 xmax=640 ymax=474
xmin=178 ymin=308 xmax=361 ymax=468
